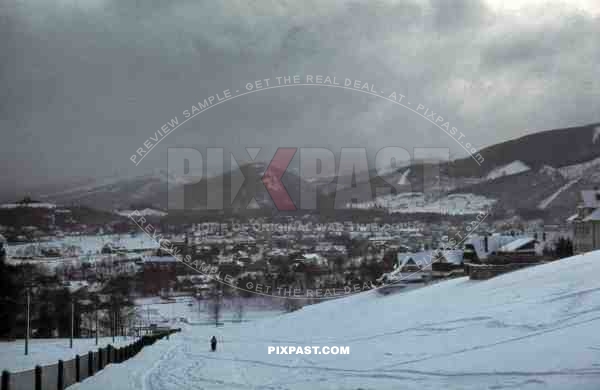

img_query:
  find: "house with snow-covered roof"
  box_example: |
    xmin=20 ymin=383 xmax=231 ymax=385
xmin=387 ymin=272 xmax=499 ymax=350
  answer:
xmin=399 ymin=252 xmax=431 ymax=270
xmin=497 ymin=237 xmax=539 ymax=256
xmin=572 ymin=189 xmax=600 ymax=253
xmin=463 ymin=234 xmax=520 ymax=260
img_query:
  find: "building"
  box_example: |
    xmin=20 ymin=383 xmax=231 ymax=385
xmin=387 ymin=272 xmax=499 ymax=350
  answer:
xmin=572 ymin=189 xmax=600 ymax=253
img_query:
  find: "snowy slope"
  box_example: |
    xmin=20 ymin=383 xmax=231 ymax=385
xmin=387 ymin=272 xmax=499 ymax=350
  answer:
xmin=71 ymin=252 xmax=600 ymax=389
xmin=349 ymin=192 xmax=495 ymax=215
xmin=486 ymin=160 xmax=530 ymax=180
xmin=559 ymin=157 xmax=600 ymax=180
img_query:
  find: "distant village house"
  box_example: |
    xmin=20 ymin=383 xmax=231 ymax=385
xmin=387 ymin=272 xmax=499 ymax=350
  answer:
xmin=571 ymin=189 xmax=600 ymax=253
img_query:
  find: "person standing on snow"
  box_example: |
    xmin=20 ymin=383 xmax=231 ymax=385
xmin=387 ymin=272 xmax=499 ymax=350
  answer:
xmin=211 ymin=336 xmax=217 ymax=352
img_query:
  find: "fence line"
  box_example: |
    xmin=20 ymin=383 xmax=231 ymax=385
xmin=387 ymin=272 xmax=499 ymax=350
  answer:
xmin=1 ymin=329 xmax=180 ymax=390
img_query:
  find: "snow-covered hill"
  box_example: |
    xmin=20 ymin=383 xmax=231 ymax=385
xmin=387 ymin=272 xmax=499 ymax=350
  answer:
xmin=71 ymin=252 xmax=600 ymax=389
xmin=36 ymin=171 xmax=175 ymax=211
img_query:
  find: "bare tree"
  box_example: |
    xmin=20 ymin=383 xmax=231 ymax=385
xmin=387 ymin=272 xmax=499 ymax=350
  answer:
xmin=233 ymin=298 xmax=244 ymax=323
xmin=284 ymin=298 xmax=303 ymax=313
xmin=209 ymin=283 xmax=222 ymax=327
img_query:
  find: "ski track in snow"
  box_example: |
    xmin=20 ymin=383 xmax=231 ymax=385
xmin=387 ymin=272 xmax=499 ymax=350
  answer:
xmin=139 ymin=308 xmax=600 ymax=388
xmin=538 ymin=178 xmax=581 ymax=209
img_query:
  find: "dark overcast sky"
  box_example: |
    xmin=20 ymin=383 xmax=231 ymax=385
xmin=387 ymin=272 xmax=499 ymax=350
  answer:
xmin=1 ymin=0 xmax=599 ymax=193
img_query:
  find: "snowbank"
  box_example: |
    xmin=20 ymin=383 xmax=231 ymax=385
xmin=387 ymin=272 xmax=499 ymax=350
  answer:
xmin=0 ymin=337 xmax=138 ymax=373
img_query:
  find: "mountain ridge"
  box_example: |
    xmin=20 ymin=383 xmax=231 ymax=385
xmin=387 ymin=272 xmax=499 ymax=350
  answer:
xmin=10 ymin=122 xmax=600 ymax=223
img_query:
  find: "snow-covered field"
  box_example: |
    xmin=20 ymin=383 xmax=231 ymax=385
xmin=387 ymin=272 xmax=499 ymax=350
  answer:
xmin=135 ymin=296 xmax=284 ymax=327
xmin=6 ymin=234 xmax=159 ymax=258
xmin=70 ymin=251 xmax=600 ymax=389
xmin=0 ymin=337 xmax=137 ymax=373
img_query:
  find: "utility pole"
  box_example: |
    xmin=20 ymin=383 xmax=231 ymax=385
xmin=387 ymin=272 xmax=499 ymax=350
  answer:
xmin=25 ymin=288 xmax=30 ymax=356
xmin=95 ymin=305 xmax=99 ymax=346
xmin=22 ymin=266 xmax=34 ymax=357
xmin=70 ymin=300 xmax=74 ymax=348
xmin=171 ymin=295 xmax=175 ymax=327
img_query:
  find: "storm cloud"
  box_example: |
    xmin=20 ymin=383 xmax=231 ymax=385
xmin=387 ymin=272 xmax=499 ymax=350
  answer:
xmin=1 ymin=0 xmax=598 ymax=195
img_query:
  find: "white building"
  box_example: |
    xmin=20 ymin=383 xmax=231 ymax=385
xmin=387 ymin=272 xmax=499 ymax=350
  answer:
xmin=571 ymin=189 xmax=600 ymax=253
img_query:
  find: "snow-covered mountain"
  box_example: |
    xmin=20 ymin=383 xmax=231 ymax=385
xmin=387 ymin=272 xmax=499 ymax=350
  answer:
xmin=34 ymin=170 xmax=175 ymax=211
xmin=71 ymin=251 xmax=600 ymax=389
xmin=33 ymin=164 xmax=313 ymax=214
xmin=450 ymin=122 xmax=600 ymax=177
xmin=441 ymin=122 xmax=600 ymax=221
xmin=25 ymin=122 xmax=600 ymax=222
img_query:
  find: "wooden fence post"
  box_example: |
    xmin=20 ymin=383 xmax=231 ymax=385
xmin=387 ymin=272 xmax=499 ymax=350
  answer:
xmin=98 ymin=349 xmax=104 ymax=370
xmin=34 ymin=366 xmax=42 ymax=390
xmin=75 ymin=355 xmax=80 ymax=382
xmin=1 ymin=370 xmax=10 ymax=390
xmin=88 ymin=351 xmax=94 ymax=376
xmin=57 ymin=360 xmax=64 ymax=390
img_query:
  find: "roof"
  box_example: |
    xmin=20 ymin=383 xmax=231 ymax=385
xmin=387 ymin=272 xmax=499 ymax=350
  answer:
xmin=583 ymin=208 xmax=600 ymax=222
xmin=65 ymin=280 xmax=89 ymax=293
xmin=301 ymin=253 xmax=327 ymax=265
xmin=464 ymin=234 xmax=519 ymax=259
xmin=440 ymin=249 xmax=464 ymax=265
xmin=398 ymin=251 xmax=436 ymax=269
xmin=498 ymin=237 xmax=536 ymax=252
